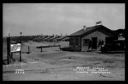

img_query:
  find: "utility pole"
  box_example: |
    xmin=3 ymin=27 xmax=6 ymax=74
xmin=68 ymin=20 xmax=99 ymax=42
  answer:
xmin=19 ymin=32 xmax=22 ymax=62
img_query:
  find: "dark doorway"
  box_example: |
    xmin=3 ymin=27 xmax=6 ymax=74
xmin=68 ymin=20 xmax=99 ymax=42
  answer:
xmin=91 ymin=37 xmax=97 ymax=49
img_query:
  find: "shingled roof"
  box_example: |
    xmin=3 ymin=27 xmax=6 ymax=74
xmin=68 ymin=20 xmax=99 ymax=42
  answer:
xmin=69 ymin=25 xmax=114 ymax=37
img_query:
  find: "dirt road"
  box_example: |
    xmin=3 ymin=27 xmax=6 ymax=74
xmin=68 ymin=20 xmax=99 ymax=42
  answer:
xmin=3 ymin=41 xmax=125 ymax=80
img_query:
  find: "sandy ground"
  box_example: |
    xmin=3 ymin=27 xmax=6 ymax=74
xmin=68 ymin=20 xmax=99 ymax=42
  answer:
xmin=3 ymin=41 xmax=125 ymax=81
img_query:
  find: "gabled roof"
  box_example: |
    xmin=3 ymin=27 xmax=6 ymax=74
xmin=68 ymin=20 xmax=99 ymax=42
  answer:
xmin=69 ymin=25 xmax=114 ymax=37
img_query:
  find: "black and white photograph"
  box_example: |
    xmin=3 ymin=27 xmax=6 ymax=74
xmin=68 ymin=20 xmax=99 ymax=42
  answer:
xmin=3 ymin=3 xmax=125 ymax=81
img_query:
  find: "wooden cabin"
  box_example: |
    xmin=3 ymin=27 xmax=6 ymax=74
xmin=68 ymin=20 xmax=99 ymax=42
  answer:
xmin=68 ymin=24 xmax=115 ymax=51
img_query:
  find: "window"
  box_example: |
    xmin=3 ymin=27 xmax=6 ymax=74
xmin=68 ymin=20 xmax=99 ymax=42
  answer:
xmin=83 ymin=39 xmax=90 ymax=46
xmin=75 ymin=38 xmax=79 ymax=45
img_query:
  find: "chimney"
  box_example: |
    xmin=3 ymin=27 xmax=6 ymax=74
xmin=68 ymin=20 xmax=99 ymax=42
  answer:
xmin=96 ymin=21 xmax=102 ymax=25
xmin=83 ymin=25 xmax=86 ymax=30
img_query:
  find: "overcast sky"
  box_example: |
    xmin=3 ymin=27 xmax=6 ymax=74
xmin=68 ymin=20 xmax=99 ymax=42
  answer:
xmin=3 ymin=3 xmax=125 ymax=36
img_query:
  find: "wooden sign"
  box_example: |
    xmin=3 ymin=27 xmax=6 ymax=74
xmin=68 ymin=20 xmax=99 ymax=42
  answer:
xmin=11 ymin=43 xmax=21 ymax=52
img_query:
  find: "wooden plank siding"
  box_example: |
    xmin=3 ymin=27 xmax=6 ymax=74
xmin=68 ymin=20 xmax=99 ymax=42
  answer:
xmin=69 ymin=36 xmax=81 ymax=51
xmin=81 ymin=30 xmax=109 ymax=51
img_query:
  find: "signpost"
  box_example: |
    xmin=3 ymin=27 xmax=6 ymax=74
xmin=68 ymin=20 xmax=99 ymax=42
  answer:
xmin=10 ymin=43 xmax=21 ymax=62
xmin=7 ymin=34 xmax=10 ymax=64
xmin=6 ymin=32 xmax=22 ymax=64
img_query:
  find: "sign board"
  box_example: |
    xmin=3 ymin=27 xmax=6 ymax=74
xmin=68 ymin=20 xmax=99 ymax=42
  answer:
xmin=11 ymin=43 xmax=21 ymax=52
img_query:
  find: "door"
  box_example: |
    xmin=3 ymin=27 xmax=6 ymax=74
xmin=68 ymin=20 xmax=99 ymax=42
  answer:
xmin=91 ymin=37 xmax=97 ymax=49
xmin=81 ymin=39 xmax=90 ymax=51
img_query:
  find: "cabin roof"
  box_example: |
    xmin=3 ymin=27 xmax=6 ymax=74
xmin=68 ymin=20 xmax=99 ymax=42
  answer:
xmin=69 ymin=25 xmax=114 ymax=37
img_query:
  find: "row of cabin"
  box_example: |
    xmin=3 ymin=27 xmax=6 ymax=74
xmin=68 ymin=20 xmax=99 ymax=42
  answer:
xmin=8 ymin=35 xmax=69 ymax=43
xmin=33 ymin=35 xmax=69 ymax=42
xmin=68 ymin=23 xmax=125 ymax=51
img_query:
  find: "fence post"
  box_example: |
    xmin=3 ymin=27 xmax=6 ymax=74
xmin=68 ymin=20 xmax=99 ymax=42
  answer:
xmin=19 ymin=32 xmax=22 ymax=62
xmin=28 ymin=46 xmax=30 ymax=54
xmin=41 ymin=47 xmax=43 ymax=52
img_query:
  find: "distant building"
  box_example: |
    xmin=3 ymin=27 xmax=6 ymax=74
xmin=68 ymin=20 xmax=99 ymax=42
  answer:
xmin=68 ymin=23 xmax=116 ymax=51
xmin=111 ymin=29 xmax=125 ymax=51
